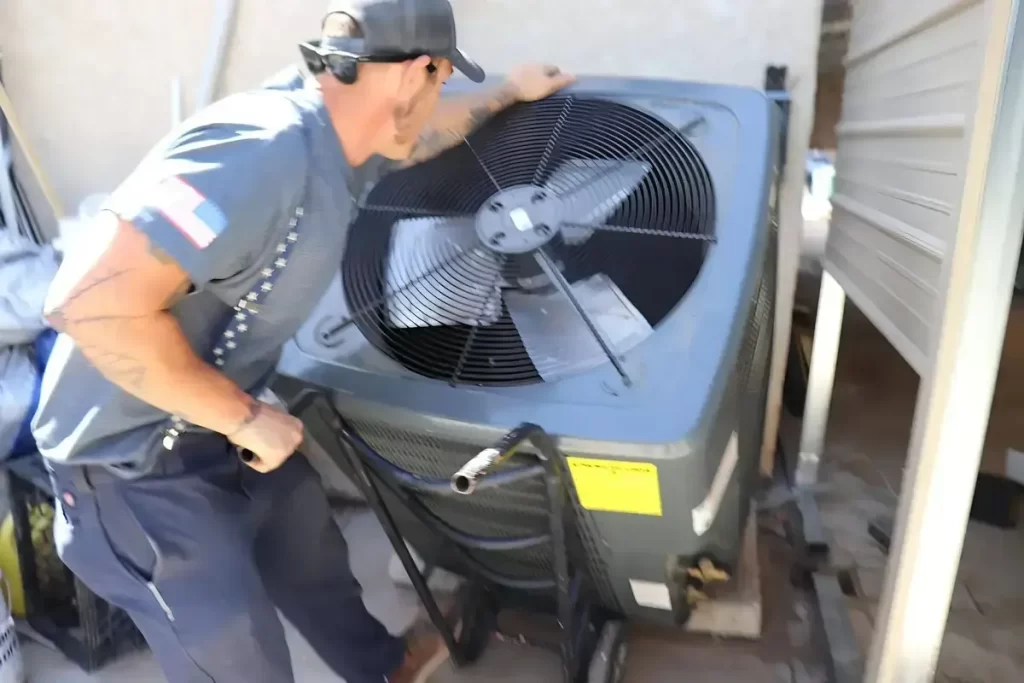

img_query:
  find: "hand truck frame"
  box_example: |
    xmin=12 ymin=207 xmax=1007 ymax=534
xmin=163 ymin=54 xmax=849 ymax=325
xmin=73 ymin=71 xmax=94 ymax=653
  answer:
xmin=290 ymin=390 xmax=628 ymax=683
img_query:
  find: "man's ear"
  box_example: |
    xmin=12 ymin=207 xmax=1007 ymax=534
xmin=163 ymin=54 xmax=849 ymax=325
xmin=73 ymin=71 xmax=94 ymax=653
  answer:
xmin=396 ymin=55 xmax=434 ymax=97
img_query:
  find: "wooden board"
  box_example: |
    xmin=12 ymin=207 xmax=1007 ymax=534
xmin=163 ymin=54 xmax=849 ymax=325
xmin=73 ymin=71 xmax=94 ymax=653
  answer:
xmin=683 ymin=512 xmax=763 ymax=639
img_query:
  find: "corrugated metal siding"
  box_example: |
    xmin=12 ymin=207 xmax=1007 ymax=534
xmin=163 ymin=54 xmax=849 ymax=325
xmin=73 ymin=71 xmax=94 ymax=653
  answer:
xmin=826 ymin=0 xmax=988 ymax=372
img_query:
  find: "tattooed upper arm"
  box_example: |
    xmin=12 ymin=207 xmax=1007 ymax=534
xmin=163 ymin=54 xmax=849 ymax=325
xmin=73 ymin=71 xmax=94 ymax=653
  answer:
xmin=44 ymin=211 xmax=193 ymax=333
xmin=405 ymin=127 xmax=462 ymax=166
xmin=402 ymin=85 xmax=521 ymax=168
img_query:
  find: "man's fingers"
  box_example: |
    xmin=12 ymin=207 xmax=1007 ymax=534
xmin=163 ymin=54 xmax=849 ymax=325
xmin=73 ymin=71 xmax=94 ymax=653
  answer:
xmin=247 ymin=457 xmax=268 ymax=473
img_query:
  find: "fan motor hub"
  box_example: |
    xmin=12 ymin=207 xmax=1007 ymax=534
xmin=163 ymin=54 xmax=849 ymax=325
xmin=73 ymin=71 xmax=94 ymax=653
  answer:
xmin=475 ymin=185 xmax=564 ymax=255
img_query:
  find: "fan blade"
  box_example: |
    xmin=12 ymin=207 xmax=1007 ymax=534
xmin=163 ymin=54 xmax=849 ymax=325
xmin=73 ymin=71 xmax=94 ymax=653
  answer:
xmin=544 ymin=159 xmax=652 ymax=244
xmin=385 ymin=216 xmax=503 ymax=329
xmin=504 ymin=273 xmax=652 ymax=382
xmin=390 ymin=215 xmax=479 ymax=251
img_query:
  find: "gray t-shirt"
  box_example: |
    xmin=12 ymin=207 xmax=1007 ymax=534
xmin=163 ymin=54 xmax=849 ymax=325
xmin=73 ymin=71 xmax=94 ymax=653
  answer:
xmin=32 ymin=67 xmax=389 ymax=467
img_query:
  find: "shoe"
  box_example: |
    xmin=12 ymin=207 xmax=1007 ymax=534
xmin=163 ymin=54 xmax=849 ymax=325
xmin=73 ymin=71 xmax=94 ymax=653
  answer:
xmin=386 ymin=622 xmax=451 ymax=683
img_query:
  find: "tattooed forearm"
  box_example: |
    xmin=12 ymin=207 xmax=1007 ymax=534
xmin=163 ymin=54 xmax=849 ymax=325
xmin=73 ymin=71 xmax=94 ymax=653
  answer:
xmin=78 ymin=343 xmax=149 ymax=390
xmin=66 ymin=314 xmax=162 ymax=390
xmin=228 ymin=397 xmax=263 ymax=437
xmin=44 ymin=210 xmax=255 ymax=436
xmin=405 ymin=83 xmax=520 ymax=166
xmin=70 ymin=309 xmax=254 ymax=435
xmin=408 ymin=128 xmax=462 ymax=163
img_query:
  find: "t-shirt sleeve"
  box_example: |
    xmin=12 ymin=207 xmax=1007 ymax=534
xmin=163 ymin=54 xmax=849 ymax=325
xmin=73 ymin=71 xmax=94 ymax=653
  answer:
xmin=102 ymin=121 xmax=308 ymax=288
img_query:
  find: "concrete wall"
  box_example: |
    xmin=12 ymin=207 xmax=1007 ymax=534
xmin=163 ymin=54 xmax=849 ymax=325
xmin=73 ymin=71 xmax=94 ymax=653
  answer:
xmin=1 ymin=0 xmax=822 ymax=212
xmin=0 ymin=0 xmax=823 ymax=467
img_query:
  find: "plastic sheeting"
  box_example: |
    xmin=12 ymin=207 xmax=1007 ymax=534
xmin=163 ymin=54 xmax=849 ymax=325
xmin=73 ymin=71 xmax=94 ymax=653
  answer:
xmin=1 ymin=231 xmax=57 ymax=345
xmin=0 ymin=230 xmax=59 ymax=459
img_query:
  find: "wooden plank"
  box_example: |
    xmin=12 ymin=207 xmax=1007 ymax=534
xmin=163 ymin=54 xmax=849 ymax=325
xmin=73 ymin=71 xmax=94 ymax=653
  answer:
xmin=388 ymin=513 xmax=763 ymax=640
xmin=815 ymin=574 xmax=864 ymax=683
xmin=684 ymin=512 xmax=762 ymax=639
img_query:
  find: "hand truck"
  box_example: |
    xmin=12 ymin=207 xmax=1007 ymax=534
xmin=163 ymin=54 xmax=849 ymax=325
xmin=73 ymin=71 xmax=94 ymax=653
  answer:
xmin=290 ymin=390 xmax=629 ymax=683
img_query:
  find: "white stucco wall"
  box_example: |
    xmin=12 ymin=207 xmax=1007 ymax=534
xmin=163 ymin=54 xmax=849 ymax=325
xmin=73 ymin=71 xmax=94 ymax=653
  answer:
xmin=0 ymin=0 xmax=822 ymax=467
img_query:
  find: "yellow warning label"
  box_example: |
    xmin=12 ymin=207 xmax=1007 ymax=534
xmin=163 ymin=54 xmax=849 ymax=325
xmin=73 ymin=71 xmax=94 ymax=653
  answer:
xmin=566 ymin=457 xmax=663 ymax=517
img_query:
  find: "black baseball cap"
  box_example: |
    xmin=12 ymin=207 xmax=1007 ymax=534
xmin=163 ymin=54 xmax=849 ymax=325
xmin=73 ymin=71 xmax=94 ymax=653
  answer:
xmin=323 ymin=0 xmax=485 ymax=82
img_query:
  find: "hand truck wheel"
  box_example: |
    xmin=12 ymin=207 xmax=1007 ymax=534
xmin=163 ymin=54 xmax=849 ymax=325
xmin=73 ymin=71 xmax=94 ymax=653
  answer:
xmin=454 ymin=586 xmax=497 ymax=665
xmin=586 ymin=620 xmax=628 ymax=683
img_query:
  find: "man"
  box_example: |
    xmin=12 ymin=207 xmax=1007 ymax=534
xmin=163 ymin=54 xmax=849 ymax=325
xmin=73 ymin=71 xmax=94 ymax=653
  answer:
xmin=32 ymin=1 xmax=574 ymax=681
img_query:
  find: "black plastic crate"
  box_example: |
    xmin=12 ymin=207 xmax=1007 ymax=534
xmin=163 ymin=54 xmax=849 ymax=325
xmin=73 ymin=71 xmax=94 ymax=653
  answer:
xmin=3 ymin=456 xmax=146 ymax=673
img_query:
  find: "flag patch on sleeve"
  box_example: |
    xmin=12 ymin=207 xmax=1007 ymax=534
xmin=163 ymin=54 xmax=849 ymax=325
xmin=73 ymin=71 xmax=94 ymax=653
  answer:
xmin=148 ymin=176 xmax=228 ymax=249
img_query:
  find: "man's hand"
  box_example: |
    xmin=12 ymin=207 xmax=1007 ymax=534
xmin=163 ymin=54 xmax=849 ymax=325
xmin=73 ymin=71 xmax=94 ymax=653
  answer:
xmin=228 ymin=400 xmax=304 ymax=473
xmin=506 ymin=64 xmax=576 ymax=103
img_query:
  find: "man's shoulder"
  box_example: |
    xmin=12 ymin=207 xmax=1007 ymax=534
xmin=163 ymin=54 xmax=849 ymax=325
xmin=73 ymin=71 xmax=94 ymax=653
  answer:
xmin=129 ymin=86 xmax=311 ymax=189
xmin=179 ymin=89 xmax=308 ymax=156
xmin=189 ymin=67 xmax=310 ymax=141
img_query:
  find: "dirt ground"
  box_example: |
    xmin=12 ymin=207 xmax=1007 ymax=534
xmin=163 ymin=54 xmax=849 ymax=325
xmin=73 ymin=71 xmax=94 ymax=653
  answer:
xmin=788 ymin=298 xmax=1024 ymax=683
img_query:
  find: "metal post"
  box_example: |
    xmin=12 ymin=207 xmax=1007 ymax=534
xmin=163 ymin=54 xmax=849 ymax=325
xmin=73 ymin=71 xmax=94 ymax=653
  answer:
xmin=795 ymin=271 xmax=846 ymax=487
xmin=866 ymin=1 xmax=1024 ymax=681
xmin=195 ymin=0 xmax=238 ymax=112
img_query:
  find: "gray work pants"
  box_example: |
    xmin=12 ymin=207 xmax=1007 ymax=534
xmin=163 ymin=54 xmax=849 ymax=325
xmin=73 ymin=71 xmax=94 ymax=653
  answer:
xmin=47 ymin=433 xmax=405 ymax=682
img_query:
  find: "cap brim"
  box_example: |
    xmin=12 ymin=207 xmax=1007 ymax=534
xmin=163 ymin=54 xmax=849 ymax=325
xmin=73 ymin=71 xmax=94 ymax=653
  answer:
xmin=450 ymin=49 xmax=486 ymax=83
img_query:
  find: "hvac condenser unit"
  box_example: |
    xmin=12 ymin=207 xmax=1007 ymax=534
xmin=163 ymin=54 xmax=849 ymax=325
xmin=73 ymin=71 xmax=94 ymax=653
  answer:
xmin=279 ymin=77 xmax=780 ymax=641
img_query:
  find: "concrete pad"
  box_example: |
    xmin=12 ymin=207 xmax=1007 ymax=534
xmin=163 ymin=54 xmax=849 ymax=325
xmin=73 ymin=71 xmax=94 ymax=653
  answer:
xmin=16 ymin=508 xmax=825 ymax=682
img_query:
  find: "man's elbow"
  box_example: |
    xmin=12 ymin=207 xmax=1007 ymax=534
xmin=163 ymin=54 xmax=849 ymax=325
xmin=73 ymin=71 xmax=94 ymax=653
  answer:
xmin=41 ymin=290 xmax=71 ymax=333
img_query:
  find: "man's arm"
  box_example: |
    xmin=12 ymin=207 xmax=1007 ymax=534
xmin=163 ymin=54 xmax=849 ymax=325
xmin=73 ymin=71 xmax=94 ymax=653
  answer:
xmin=402 ymin=83 xmax=520 ymax=167
xmin=42 ymin=118 xmax=310 ymax=471
xmin=402 ymin=64 xmax=576 ymax=168
xmin=43 ymin=211 xmax=258 ymax=435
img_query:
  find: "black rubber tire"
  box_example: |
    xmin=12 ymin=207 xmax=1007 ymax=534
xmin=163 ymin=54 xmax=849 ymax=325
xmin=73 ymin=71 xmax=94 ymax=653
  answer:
xmin=782 ymin=332 xmax=808 ymax=417
xmin=456 ymin=589 xmax=497 ymax=665
xmin=587 ymin=620 xmax=628 ymax=683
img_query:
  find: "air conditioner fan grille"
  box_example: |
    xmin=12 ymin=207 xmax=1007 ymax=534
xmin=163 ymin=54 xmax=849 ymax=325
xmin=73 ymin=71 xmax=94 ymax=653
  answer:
xmin=334 ymin=95 xmax=716 ymax=385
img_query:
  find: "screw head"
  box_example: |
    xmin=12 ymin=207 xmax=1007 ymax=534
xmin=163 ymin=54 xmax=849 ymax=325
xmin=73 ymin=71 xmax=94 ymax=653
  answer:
xmin=531 ymin=191 xmax=546 ymax=203
xmin=490 ymin=231 xmax=506 ymax=245
xmin=489 ymin=202 xmax=504 ymax=212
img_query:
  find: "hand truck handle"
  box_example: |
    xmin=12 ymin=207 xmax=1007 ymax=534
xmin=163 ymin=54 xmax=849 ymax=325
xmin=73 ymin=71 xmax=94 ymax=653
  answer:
xmin=451 ymin=423 xmax=544 ymax=495
xmin=452 ymin=448 xmax=505 ymax=495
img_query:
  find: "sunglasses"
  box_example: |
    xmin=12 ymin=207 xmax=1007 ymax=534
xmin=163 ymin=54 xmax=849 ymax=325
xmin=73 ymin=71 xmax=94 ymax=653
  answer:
xmin=299 ymin=40 xmax=438 ymax=76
